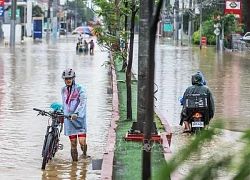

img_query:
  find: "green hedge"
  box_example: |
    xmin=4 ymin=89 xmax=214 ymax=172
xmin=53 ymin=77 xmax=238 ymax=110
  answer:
xmin=192 ymin=19 xmax=216 ymax=45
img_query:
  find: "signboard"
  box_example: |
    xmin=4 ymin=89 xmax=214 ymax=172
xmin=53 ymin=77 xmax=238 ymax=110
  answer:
xmin=225 ymin=0 xmax=242 ymax=24
xmin=0 ymin=6 xmax=4 ymax=17
xmin=33 ymin=18 xmax=43 ymax=39
xmin=8 ymin=9 xmax=20 ymax=18
xmin=214 ymin=28 xmax=220 ymax=36
xmin=226 ymin=1 xmax=240 ymax=10
xmin=0 ymin=0 xmax=4 ymax=6
xmin=5 ymin=0 xmax=27 ymax=2
xmin=164 ymin=23 xmax=173 ymax=32
xmin=201 ymin=37 xmax=207 ymax=46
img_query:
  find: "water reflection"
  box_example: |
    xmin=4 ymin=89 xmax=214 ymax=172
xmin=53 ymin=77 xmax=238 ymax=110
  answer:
xmin=0 ymin=36 xmax=111 ymax=179
xmin=132 ymin=37 xmax=250 ymax=178
xmin=42 ymin=159 xmax=90 ymax=180
xmin=133 ymin=36 xmax=250 ymax=132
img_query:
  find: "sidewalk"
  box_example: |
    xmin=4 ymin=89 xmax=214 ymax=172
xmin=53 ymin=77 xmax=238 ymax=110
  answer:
xmin=100 ymin=54 xmax=174 ymax=180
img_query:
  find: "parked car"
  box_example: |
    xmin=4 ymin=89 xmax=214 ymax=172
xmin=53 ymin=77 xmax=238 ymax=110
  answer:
xmin=59 ymin=28 xmax=66 ymax=35
xmin=240 ymin=32 xmax=250 ymax=41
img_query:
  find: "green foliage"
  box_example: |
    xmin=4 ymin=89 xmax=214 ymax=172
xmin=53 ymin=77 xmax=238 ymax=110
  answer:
xmin=64 ymin=0 xmax=94 ymax=26
xmin=192 ymin=30 xmax=200 ymax=45
xmin=93 ymin=0 xmax=119 ymax=35
xmin=32 ymin=5 xmax=43 ymax=17
xmin=157 ymin=122 xmax=250 ymax=180
xmin=202 ymin=19 xmax=216 ymax=45
xmin=192 ymin=13 xmax=242 ymax=45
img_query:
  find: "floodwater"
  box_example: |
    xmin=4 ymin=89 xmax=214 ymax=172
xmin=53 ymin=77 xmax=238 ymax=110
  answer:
xmin=133 ymin=36 xmax=250 ymax=132
xmin=1 ymin=33 xmax=250 ymax=179
xmin=132 ymin=35 xmax=250 ymax=179
xmin=0 ymin=36 xmax=112 ymax=179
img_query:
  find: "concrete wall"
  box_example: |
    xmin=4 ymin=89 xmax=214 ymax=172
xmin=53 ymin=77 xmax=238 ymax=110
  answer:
xmin=2 ymin=24 xmax=22 ymax=44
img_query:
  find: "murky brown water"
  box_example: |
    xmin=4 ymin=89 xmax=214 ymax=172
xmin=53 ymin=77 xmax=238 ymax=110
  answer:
xmin=0 ymin=36 xmax=112 ymax=179
xmin=1 ymin=33 xmax=250 ymax=179
xmin=133 ymin=36 xmax=250 ymax=132
xmin=132 ymin=35 xmax=250 ymax=179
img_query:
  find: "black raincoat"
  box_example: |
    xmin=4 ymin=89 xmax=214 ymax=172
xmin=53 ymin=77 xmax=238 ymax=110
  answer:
xmin=180 ymin=73 xmax=215 ymax=126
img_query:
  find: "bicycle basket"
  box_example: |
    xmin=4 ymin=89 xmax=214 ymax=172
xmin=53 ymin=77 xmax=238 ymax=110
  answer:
xmin=184 ymin=94 xmax=208 ymax=110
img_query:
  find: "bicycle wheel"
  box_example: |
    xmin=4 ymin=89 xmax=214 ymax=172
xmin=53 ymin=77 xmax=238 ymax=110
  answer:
xmin=41 ymin=133 xmax=53 ymax=170
xmin=52 ymin=133 xmax=59 ymax=157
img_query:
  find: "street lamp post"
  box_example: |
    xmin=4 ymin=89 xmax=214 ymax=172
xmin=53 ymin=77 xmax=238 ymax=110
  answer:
xmin=44 ymin=9 xmax=50 ymax=42
xmin=181 ymin=0 xmax=184 ymax=45
xmin=64 ymin=11 xmax=68 ymax=36
xmin=10 ymin=0 xmax=17 ymax=46
xmin=74 ymin=0 xmax=77 ymax=29
xmin=0 ymin=18 xmax=3 ymax=42
xmin=199 ymin=0 xmax=202 ymax=49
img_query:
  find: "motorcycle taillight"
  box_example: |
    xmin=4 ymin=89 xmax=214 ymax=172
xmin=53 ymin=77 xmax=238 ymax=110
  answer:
xmin=193 ymin=112 xmax=202 ymax=118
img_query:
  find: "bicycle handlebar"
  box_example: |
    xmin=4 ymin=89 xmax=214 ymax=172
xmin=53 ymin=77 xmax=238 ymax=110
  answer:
xmin=33 ymin=108 xmax=43 ymax=112
xmin=33 ymin=108 xmax=71 ymax=119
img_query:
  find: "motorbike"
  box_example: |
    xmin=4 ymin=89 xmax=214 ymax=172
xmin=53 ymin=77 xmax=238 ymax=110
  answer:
xmin=76 ymin=40 xmax=88 ymax=54
xmin=181 ymin=94 xmax=208 ymax=134
xmin=76 ymin=41 xmax=84 ymax=53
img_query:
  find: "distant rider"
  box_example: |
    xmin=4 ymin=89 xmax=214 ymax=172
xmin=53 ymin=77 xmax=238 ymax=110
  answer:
xmin=78 ymin=34 xmax=83 ymax=42
xmin=180 ymin=71 xmax=207 ymax=105
xmin=180 ymin=73 xmax=215 ymax=133
xmin=61 ymin=68 xmax=88 ymax=161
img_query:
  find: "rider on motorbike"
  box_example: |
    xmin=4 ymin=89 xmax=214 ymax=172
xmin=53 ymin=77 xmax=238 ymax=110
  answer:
xmin=78 ymin=34 xmax=83 ymax=42
xmin=76 ymin=34 xmax=84 ymax=51
xmin=180 ymin=71 xmax=207 ymax=105
xmin=180 ymin=73 xmax=215 ymax=133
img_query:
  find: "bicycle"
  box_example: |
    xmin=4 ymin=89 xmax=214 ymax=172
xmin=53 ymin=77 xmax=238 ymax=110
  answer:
xmin=33 ymin=108 xmax=70 ymax=170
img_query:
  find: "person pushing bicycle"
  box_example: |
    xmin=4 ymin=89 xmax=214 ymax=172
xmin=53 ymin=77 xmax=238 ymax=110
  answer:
xmin=61 ymin=68 xmax=88 ymax=161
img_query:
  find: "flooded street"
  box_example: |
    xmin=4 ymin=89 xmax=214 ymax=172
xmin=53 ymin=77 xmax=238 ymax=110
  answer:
xmin=0 ymin=36 xmax=112 ymax=179
xmin=132 ymin=35 xmax=250 ymax=179
xmin=1 ymin=32 xmax=250 ymax=179
xmin=133 ymin=36 xmax=250 ymax=131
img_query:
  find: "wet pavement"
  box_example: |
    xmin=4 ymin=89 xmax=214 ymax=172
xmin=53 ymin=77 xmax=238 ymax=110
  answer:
xmin=132 ymin=35 xmax=250 ymax=178
xmin=1 ymin=33 xmax=250 ymax=179
xmin=0 ymin=35 xmax=112 ymax=179
xmin=133 ymin=36 xmax=250 ymax=132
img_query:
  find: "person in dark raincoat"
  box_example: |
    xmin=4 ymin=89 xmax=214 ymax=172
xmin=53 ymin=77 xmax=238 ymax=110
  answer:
xmin=61 ymin=68 xmax=88 ymax=161
xmin=180 ymin=73 xmax=215 ymax=133
xmin=180 ymin=71 xmax=207 ymax=105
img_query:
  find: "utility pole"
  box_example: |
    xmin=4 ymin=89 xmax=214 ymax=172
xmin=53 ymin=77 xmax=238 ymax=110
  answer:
xmin=199 ymin=0 xmax=202 ymax=50
xmin=75 ymin=0 xmax=77 ymax=29
xmin=188 ymin=0 xmax=192 ymax=43
xmin=52 ymin=0 xmax=58 ymax=40
xmin=174 ymin=0 xmax=179 ymax=40
xmin=161 ymin=0 xmax=166 ymax=38
xmin=46 ymin=0 xmax=52 ymax=42
xmin=0 ymin=18 xmax=3 ymax=42
xmin=10 ymin=0 xmax=17 ymax=46
xmin=181 ymin=0 xmax=184 ymax=45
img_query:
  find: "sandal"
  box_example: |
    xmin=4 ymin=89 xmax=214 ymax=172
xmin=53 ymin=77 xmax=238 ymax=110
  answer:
xmin=183 ymin=130 xmax=191 ymax=133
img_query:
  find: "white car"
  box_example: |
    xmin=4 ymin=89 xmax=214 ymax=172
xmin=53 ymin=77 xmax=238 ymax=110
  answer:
xmin=241 ymin=32 xmax=250 ymax=41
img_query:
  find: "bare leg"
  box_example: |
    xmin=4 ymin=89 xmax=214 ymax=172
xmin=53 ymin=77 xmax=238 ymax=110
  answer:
xmin=78 ymin=136 xmax=87 ymax=157
xmin=70 ymin=137 xmax=78 ymax=161
xmin=184 ymin=121 xmax=191 ymax=131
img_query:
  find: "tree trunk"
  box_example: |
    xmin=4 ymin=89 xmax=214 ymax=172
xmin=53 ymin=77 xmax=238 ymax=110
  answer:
xmin=137 ymin=0 xmax=150 ymax=132
xmin=142 ymin=1 xmax=163 ymax=180
xmin=126 ymin=0 xmax=136 ymax=120
xmin=121 ymin=1 xmax=128 ymax=72
xmin=242 ymin=0 xmax=250 ymax=32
